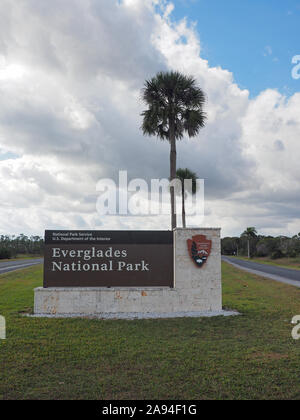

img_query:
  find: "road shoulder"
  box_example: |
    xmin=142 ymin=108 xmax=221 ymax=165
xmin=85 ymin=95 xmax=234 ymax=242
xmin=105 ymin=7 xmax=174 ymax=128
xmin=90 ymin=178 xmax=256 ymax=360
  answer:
xmin=223 ymin=257 xmax=300 ymax=288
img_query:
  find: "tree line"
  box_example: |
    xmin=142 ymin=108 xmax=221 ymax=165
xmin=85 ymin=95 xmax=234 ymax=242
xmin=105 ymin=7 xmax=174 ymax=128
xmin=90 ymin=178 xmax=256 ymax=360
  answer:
xmin=222 ymin=227 xmax=300 ymax=259
xmin=0 ymin=234 xmax=44 ymax=259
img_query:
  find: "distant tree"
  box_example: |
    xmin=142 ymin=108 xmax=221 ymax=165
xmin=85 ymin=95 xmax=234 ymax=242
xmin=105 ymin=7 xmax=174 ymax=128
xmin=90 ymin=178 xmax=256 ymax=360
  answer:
xmin=223 ymin=231 xmax=300 ymax=259
xmin=0 ymin=234 xmax=44 ymax=259
xmin=141 ymin=71 xmax=206 ymax=229
xmin=241 ymin=227 xmax=257 ymax=258
xmin=176 ymin=168 xmax=197 ymax=228
xmin=256 ymin=236 xmax=278 ymax=257
xmin=234 ymin=237 xmax=241 ymax=256
xmin=221 ymin=237 xmax=241 ymax=256
xmin=256 ymin=241 xmax=269 ymax=257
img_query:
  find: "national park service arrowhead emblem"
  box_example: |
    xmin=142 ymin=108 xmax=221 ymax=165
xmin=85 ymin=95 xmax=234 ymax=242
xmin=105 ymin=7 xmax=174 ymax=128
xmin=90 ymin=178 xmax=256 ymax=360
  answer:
xmin=187 ymin=235 xmax=212 ymax=268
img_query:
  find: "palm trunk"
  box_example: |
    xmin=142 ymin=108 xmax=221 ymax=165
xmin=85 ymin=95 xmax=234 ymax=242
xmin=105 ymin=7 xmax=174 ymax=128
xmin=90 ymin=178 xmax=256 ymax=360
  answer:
xmin=182 ymin=182 xmax=186 ymax=228
xmin=247 ymin=239 xmax=250 ymax=259
xmin=169 ymin=118 xmax=177 ymax=230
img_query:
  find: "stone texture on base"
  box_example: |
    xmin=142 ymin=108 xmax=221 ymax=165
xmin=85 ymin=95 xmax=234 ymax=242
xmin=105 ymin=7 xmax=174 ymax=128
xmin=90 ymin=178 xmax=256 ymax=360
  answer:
xmin=30 ymin=310 xmax=237 ymax=320
xmin=34 ymin=228 xmax=222 ymax=317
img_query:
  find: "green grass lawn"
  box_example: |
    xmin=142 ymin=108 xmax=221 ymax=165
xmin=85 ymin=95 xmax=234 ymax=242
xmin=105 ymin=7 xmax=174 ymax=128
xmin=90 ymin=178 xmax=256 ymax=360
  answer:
xmin=0 ymin=263 xmax=300 ymax=400
xmin=230 ymin=255 xmax=300 ymax=271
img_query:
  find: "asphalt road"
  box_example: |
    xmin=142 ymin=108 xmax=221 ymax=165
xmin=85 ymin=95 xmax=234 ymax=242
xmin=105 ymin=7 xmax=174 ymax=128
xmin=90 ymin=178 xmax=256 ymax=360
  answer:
xmin=222 ymin=256 xmax=300 ymax=287
xmin=0 ymin=258 xmax=43 ymax=275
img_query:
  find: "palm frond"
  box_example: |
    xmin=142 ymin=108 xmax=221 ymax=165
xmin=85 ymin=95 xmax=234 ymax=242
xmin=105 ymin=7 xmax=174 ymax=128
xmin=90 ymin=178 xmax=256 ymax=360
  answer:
xmin=176 ymin=168 xmax=198 ymax=194
xmin=141 ymin=71 xmax=207 ymax=141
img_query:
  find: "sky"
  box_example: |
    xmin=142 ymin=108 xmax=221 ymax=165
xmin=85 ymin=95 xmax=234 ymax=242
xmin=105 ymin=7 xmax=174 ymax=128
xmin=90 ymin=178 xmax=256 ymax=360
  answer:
xmin=172 ymin=0 xmax=300 ymax=97
xmin=0 ymin=0 xmax=299 ymax=238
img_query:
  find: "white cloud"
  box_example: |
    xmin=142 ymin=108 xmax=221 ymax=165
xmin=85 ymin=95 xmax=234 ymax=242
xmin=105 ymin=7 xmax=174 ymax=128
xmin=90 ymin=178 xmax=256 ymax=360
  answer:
xmin=263 ymin=45 xmax=272 ymax=56
xmin=0 ymin=0 xmax=299 ymax=237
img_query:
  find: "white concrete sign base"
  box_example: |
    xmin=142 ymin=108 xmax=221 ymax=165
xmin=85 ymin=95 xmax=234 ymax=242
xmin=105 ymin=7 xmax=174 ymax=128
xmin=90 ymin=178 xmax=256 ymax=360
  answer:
xmin=34 ymin=228 xmax=223 ymax=318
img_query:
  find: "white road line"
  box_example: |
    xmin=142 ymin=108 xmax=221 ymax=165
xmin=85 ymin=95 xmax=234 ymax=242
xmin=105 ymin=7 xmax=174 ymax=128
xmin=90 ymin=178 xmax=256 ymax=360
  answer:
xmin=223 ymin=258 xmax=300 ymax=288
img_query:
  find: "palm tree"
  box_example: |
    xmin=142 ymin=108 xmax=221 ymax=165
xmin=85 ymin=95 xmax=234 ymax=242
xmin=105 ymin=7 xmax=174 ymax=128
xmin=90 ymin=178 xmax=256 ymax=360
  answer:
xmin=241 ymin=227 xmax=257 ymax=258
xmin=141 ymin=71 xmax=206 ymax=230
xmin=176 ymin=168 xmax=197 ymax=228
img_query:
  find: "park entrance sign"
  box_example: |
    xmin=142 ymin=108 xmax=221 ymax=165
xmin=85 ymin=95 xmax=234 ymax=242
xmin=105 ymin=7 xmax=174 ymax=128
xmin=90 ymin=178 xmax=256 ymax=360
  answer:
xmin=44 ymin=230 xmax=173 ymax=288
xmin=35 ymin=228 xmax=222 ymax=318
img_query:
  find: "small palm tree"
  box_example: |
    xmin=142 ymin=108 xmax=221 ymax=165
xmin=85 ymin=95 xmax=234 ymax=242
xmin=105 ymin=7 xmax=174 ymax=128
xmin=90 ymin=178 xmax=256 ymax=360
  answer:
xmin=141 ymin=71 xmax=206 ymax=230
xmin=176 ymin=168 xmax=197 ymax=228
xmin=242 ymin=227 xmax=257 ymax=258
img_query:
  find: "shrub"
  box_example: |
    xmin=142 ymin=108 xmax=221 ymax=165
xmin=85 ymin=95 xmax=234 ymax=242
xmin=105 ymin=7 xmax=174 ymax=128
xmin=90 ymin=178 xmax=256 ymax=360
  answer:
xmin=271 ymin=249 xmax=284 ymax=260
xmin=0 ymin=248 xmax=12 ymax=259
xmin=256 ymin=243 xmax=268 ymax=257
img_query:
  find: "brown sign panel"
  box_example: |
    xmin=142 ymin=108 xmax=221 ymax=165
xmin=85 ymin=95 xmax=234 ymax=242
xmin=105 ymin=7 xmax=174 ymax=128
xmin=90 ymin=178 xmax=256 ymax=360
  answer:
xmin=44 ymin=230 xmax=173 ymax=288
xmin=187 ymin=235 xmax=212 ymax=268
